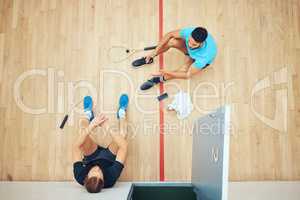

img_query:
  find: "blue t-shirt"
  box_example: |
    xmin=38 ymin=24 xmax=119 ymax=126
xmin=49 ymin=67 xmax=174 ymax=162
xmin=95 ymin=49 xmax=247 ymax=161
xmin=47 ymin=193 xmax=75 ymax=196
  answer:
xmin=179 ymin=27 xmax=217 ymax=69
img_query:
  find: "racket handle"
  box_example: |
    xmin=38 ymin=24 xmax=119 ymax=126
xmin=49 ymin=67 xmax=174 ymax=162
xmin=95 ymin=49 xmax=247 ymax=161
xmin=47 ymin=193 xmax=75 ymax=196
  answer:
xmin=144 ymin=46 xmax=157 ymax=51
xmin=60 ymin=115 xmax=69 ymax=129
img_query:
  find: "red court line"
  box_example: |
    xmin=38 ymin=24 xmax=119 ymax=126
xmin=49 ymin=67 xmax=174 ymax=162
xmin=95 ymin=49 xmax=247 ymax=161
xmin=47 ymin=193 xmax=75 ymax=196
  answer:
xmin=158 ymin=0 xmax=165 ymax=182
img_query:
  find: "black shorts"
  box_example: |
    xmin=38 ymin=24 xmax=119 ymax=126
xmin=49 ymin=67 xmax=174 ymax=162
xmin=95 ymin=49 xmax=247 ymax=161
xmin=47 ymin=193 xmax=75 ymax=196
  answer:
xmin=202 ymin=63 xmax=210 ymax=69
xmin=185 ymin=53 xmax=210 ymax=70
xmin=73 ymin=146 xmax=124 ymax=187
xmin=82 ymin=146 xmax=116 ymax=167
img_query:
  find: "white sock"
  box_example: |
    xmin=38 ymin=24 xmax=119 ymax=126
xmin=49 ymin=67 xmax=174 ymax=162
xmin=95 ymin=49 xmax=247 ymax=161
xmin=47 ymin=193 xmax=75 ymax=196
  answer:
xmin=84 ymin=110 xmax=93 ymax=121
xmin=118 ymin=109 xmax=126 ymax=119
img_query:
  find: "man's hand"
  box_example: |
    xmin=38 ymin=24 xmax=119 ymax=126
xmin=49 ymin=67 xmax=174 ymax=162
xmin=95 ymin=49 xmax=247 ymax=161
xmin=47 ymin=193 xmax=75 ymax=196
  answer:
xmin=145 ymin=51 xmax=156 ymax=63
xmin=89 ymin=114 xmax=108 ymax=130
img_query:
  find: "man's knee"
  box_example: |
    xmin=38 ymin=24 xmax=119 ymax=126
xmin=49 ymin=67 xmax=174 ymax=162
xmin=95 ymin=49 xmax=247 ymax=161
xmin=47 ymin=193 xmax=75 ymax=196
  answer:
xmin=167 ymin=38 xmax=178 ymax=48
xmin=167 ymin=38 xmax=187 ymax=54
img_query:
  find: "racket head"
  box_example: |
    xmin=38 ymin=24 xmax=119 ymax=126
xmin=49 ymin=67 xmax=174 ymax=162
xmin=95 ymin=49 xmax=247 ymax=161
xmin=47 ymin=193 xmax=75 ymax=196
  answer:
xmin=107 ymin=46 xmax=137 ymax=63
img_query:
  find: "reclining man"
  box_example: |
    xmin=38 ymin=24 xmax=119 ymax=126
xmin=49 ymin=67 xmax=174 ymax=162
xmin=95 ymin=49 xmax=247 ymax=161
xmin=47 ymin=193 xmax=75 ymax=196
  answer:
xmin=72 ymin=94 xmax=129 ymax=193
xmin=132 ymin=27 xmax=217 ymax=90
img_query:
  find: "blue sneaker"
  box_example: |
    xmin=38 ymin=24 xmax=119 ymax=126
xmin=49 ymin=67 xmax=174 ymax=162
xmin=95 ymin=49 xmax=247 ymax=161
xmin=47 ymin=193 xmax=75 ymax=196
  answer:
xmin=117 ymin=94 xmax=129 ymax=119
xmin=83 ymin=96 xmax=94 ymax=122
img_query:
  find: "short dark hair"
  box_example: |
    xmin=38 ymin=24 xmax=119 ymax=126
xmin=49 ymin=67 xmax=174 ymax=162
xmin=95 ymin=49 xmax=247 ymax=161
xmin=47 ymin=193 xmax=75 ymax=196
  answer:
xmin=191 ymin=27 xmax=208 ymax=43
xmin=84 ymin=176 xmax=104 ymax=193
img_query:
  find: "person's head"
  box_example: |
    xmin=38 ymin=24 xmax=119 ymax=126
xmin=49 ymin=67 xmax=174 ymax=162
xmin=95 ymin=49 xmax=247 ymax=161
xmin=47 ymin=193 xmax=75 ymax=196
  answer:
xmin=188 ymin=27 xmax=208 ymax=49
xmin=84 ymin=166 xmax=104 ymax=193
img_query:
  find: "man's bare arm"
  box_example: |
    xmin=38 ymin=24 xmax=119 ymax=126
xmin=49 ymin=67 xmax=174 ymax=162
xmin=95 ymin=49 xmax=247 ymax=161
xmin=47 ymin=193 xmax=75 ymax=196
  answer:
xmin=73 ymin=126 xmax=93 ymax=148
xmin=72 ymin=123 xmax=95 ymax=163
xmin=72 ymin=114 xmax=108 ymax=162
xmin=72 ymin=144 xmax=83 ymax=162
xmin=110 ymin=132 xmax=128 ymax=164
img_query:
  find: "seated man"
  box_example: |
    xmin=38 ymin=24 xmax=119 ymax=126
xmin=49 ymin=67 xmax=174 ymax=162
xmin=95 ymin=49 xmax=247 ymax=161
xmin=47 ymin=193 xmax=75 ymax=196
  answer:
xmin=132 ymin=27 xmax=217 ymax=90
xmin=72 ymin=94 xmax=129 ymax=193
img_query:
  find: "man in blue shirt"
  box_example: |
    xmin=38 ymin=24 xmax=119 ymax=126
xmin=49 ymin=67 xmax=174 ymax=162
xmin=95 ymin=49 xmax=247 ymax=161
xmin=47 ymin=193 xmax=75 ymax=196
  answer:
xmin=132 ymin=27 xmax=217 ymax=90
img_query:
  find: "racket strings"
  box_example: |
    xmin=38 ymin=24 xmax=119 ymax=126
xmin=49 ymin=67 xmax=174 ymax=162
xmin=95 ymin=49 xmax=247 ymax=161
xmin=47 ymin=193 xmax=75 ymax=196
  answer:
xmin=107 ymin=46 xmax=138 ymax=63
xmin=107 ymin=45 xmax=157 ymax=63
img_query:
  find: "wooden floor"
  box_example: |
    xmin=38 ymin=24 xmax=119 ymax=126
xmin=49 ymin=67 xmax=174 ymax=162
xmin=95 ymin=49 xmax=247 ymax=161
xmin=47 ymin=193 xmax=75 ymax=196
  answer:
xmin=0 ymin=0 xmax=299 ymax=181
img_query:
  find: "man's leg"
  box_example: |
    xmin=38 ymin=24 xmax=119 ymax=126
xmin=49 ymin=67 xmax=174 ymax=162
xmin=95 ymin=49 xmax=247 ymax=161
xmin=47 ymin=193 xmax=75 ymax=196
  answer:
xmin=78 ymin=118 xmax=98 ymax=156
xmin=155 ymin=38 xmax=188 ymax=56
xmin=134 ymin=38 xmax=188 ymax=67
xmin=177 ymin=56 xmax=194 ymax=71
xmin=108 ymin=111 xmax=128 ymax=164
xmin=107 ymin=116 xmax=127 ymax=155
xmin=163 ymin=56 xmax=195 ymax=80
xmin=108 ymin=94 xmax=128 ymax=155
